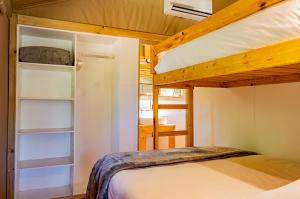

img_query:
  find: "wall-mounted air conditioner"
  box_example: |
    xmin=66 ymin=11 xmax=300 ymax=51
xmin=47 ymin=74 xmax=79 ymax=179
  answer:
xmin=164 ymin=0 xmax=212 ymax=21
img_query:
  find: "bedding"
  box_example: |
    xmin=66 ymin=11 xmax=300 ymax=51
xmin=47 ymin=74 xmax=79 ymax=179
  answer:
xmin=155 ymin=0 xmax=300 ymax=73
xmin=108 ymin=155 xmax=300 ymax=199
xmin=86 ymin=146 xmax=256 ymax=199
xmin=19 ymin=46 xmax=73 ymax=65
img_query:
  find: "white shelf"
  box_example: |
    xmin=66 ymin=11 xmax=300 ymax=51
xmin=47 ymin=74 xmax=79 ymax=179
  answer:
xmin=18 ymin=97 xmax=74 ymax=101
xmin=18 ymin=128 xmax=74 ymax=135
xmin=17 ymin=185 xmax=72 ymax=199
xmin=18 ymin=62 xmax=75 ymax=71
xmin=16 ymin=25 xmax=76 ymax=197
xmin=17 ymin=157 xmax=73 ymax=169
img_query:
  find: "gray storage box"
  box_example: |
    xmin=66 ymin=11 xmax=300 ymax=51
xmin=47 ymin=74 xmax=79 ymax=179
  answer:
xmin=19 ymin=46 xmax=73 ymax=66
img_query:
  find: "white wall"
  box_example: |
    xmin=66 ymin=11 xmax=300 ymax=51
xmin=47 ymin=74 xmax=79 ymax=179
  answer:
xmin=194 ymin=82 xmax=300 ymax=161
xmin=111 ymin=38 xmax=139 ymax=152
xmin=75 ymin=35 xmax=139 ymax=193
xmin=75 ymin=58 xmax=115 ymax=193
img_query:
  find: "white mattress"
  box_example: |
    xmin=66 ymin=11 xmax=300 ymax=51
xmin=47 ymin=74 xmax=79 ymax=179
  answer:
xmin=155 ymin=0 xmax=300 ymax=74
xmin=108 ymin=155 xmax=300 ymax=199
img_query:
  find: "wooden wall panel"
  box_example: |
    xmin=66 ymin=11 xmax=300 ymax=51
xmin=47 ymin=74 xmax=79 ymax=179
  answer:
xmin=7 ymin=13 xmax=17 ymax=199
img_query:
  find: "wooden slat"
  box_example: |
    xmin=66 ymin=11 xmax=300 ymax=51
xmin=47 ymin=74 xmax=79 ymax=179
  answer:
xmin=157 ymin=84 xmax=193 ymax=89
xmin=186 ymin=88 xmax=194 ymax=147
xmin=153 ymin=0 xmax=284 ymax=53
xmin=154 ymin=38 xmax=300 ymax=86
xmin=158 ymin=104 xmax=188 ymax=109
xmin=13 ymin=0 xmax=63 ymax=10
xmin=53 ymin=194 xmax=86 ymax=199
xmin=159 ymin=130 xmax=188 ymax=137
xmin=224 ymin=74 xmax=300 ymax=87
xmin=169 ymin=136 xmax=175 ymax=149
xmin=17 ymin=15 xmax=168 ymax=45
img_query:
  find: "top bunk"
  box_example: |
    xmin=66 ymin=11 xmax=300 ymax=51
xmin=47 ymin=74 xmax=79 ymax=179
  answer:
xmin=152 ymin=0 xmax=300 ymax=88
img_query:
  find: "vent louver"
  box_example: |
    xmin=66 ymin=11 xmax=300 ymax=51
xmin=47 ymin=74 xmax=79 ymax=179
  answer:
xmin=164 ymin=0 xmax=212 ymax=21
xmin=170 ymin=2 xmax=212 ymax=18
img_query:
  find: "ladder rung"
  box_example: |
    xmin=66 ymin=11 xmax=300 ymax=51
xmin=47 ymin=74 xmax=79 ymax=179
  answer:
xmin=159 ymin=130 xmax=188 ymax=137
xmin=158 ymin=104 xmax=188 ymax=110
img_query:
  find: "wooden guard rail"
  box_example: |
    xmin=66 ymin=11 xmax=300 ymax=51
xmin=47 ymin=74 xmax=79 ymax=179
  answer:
xmin=159 ymin=131 xmax=188 ymax=137
xmin=158 ymin=104 xmax=188 ymax=109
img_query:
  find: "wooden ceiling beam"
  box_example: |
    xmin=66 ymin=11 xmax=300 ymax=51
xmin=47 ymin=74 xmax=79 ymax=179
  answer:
xmin=17 ymin=15 xmax=168 ymax=45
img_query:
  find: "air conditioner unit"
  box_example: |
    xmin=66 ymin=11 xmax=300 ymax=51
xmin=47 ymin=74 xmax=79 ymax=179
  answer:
xmin=164 ymin=0 xmax=212 ymax=21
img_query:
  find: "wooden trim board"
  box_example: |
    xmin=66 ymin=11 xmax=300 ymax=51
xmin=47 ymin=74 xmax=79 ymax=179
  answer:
xmin=17 ymin=15 xmax=168 ymax=45
xmin=7 ymin=13 xmax=17 ymax=199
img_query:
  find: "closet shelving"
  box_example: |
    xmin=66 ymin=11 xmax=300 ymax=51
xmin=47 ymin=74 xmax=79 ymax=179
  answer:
xmin=15 ymin=25 xmax=76 ymax=199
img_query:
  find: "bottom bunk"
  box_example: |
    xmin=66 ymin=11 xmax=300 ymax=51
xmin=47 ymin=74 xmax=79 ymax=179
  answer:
xmin=108 ymin=155 xmax=300 ymax=199
xmin=86 ymin=147 xmax=300 ymax=199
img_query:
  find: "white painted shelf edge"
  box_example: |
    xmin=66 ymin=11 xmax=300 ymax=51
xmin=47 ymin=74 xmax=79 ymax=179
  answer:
xmin=18 ymin=128 xmax=74 ymax=134
xmin=18 ymin=62 xmax=75 ymax=71
xmin=17 ymin=157 xmax=74 ymax=169
xmin=18 ymin=97 xmax=75 ymax=101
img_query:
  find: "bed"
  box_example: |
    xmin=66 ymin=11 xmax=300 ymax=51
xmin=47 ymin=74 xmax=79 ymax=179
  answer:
xmin=108 ymin=155 xmax=300 ymax=199
xmin=87 ymin=1 xmax=300 ymax=198
xmin=86 ymin=147 xmax=300 ymax=199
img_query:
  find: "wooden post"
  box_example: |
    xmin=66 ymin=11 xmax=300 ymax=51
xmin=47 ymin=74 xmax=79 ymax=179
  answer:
xmin=151 ymin=46 xmax=160 ymax=149
xmin=153 ymin=87 xmax=159 ymax=150
xmin=185 ymin=87 xmax=194 ymax=147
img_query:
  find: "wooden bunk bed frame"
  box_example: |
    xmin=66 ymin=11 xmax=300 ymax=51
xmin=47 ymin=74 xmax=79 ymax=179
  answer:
xmin=151 ymin=0 xmax=300 ymax=149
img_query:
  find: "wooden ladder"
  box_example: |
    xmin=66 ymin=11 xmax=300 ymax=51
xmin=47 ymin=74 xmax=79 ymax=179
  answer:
xmin=153 ymin=86 xmax=194 ymax=150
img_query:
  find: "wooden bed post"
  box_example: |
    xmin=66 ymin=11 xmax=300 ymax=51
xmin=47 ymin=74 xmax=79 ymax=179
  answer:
xmin=151 ymin=46 xmax=160 ymax=149
xmin=186 ymin=87 xmax=194 ymax=147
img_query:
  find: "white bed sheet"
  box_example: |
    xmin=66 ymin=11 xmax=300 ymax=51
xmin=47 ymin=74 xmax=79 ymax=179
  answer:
xmin=108 ymin=155 xmax=298 ymax=199
xmin=155 ymin=0 xmax=300 ymax=74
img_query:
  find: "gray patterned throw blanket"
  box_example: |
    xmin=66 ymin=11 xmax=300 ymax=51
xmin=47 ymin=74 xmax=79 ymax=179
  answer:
xmin=86 ymin=146 xmax=256 ymax=199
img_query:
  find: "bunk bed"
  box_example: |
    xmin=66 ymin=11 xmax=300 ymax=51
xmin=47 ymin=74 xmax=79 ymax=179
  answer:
xmin=151 ymin=0 xmax=300 ymax=149
xmin=86 ymin=1 xmax=300 ymax=199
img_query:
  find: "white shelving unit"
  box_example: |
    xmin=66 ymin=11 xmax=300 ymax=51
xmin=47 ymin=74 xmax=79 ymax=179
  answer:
xmin=15 ymin=25 xmax=76 ymax=199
